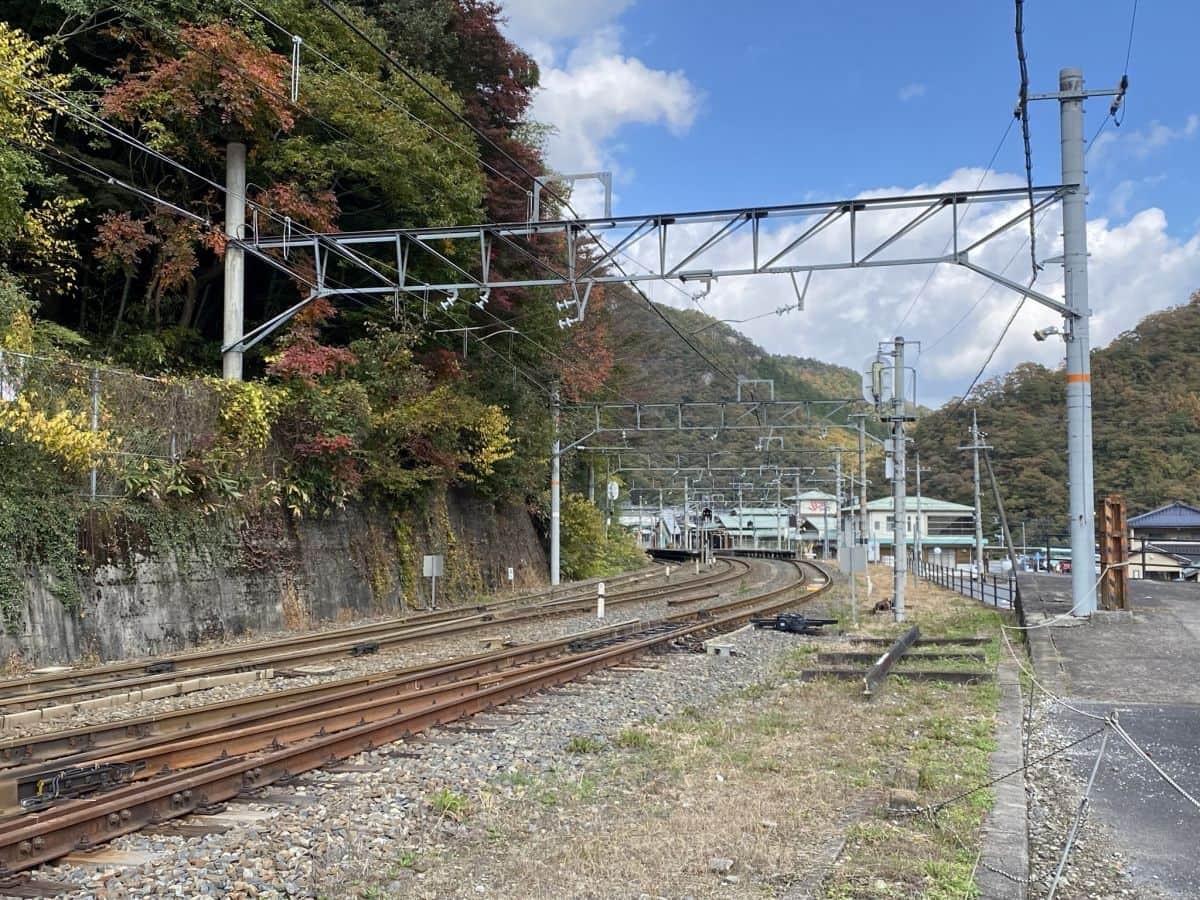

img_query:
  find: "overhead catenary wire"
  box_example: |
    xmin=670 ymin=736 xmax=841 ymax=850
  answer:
xmin=15 ymin=37 xmax=613 ymax=397
xmin=1013 ymin=0 xmax=1039 ymax=281
xmin=894 ymin=116 xmax=1017 ymax=334
xmin=304 ymin=0 xmax=737 ymax=387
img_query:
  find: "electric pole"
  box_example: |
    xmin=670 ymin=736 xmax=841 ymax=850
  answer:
xmin=960 ymin=410 xmax=991 ymax=577
xmin=683 ymin=476 xmax=689 ymax=552
xmin=852 ymin=413 xmax=869 ymax=551
xmin=889 ymin=336 xmax=909 ymax=622
xmin=1059 ymin=68 xmax=1097 ymax=615
xmin=550 ymin=387 xmax=561 ymax=585
xmin=914 ymin=447 xmax=923 ymax=572
xmin=222 ymin=142 xmax=246 ymax=381
xmin=835 ymin=449 xmax=843 ymax=555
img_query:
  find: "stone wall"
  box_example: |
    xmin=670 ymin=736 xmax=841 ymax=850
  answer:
xmin=2 ymin=488 xmax=546 ymax=666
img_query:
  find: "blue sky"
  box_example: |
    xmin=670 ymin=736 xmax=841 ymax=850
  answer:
xmin=501 ymin=1 xmax=1200 ymax=404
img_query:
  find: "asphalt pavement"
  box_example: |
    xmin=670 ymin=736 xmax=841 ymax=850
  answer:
xmin=1018 ymin=573 xmax=1200 ymax=897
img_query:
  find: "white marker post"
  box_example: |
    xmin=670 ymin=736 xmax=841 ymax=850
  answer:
xmin=597 ymin=581 xmax=606 ymax=620
xmin=507 ymin=566 xmax=514 ymax=593
xmin=423 ymin=554 xmax=444 ymax=610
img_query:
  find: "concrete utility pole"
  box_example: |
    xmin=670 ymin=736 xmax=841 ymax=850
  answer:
xmin=835 ymin=450 xmax=843 ymax=554
xmin=794 ymin=474 xmax=801 ymax=554
xmin=914 ymin=447 xmax=923 ymax=572
xmin=852 ymin=413 xmax=869 ymax=549
xmin=1059 ymin=68 xmax=1097 ymax=615
xmin=960 ymin=411 xmax=991 ymax=578
xmin=890 ymin=336 xmax=907 ymax=622
xmin=683 ymin=476 xmax=689 ymax=551
xmin=222 ymin=142 xmax=247 ymax=381
xmin=550 ymin=388 xmax=561 ymax=585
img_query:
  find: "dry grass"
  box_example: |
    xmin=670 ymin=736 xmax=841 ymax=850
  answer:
xmin=343 ymin=575 xmax=1004 ymax=899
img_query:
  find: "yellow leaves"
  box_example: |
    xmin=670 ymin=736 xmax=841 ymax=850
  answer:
xmin=0 ymin=393 xmax=109 ymax=475
xmin=0 ymin=306 xmax=33 ymax=352
xmin=0 ymin=23 xmax=68 ymax=147
xmin=19 ymin=197 xmax=84 ymax=294
xmin=465 ymin=404 xmax=515 ymax=480
xmin=212 ymin=379 xmax=282 ymax=453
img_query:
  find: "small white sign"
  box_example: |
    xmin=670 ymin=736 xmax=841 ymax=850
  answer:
xmin=423 ymin=554 xmax=444 ymax=577
xmin=607 ymin=480 xmax=619 ymax=501
xmin=507 ymin=567 xmax=515 ymax=582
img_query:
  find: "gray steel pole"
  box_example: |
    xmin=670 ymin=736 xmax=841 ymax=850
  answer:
xmin=776 ymin=479 xmax=783 ymax=550
xmin=972 ymin=411 xmax=985 ymax=577
xmin=683 ymin=476 xmax=689 ymax=551
xmin=855 ymin=414 xmax=869 ymax=547
xmin=835 ymin=450 xmax=842 ymax=554
xmin=914 ymin=448 xmax=922 ymax=571
xmin=550 ymin=389 xmax=561 ymax=585
xmin=222 ymin=142 xmax=246 ymax=381
xmin=794 ymin=474 xmax=801 ymax=554
xmin=89 ymin=366 xmax=100 ymax=499
xmin=1060 ymin=68 xmax=1097 ymax=615
xmin=891 ymin=336 xmax=907 ymax=622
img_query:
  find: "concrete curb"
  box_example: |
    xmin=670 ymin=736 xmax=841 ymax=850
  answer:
xmin=976 ymin=658 xmax=1029 ymax=899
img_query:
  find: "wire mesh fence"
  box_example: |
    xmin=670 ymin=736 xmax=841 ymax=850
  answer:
xmin=0 ymin=349 xmax=221 ymax=498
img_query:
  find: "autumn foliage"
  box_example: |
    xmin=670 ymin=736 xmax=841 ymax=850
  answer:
xmin=101 ymin=22 xmax=295 ymax=150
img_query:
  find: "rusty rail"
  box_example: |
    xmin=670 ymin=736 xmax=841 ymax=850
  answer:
xmin=0 ymin=560 xmax=827 ymax=874
xmin=0 ymin=560 xmax=749 ymax=714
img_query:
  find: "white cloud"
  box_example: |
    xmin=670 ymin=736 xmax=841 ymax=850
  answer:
xmin=898 ymin=82 xmax=927 ymax=102
xmin=1090 ymin=114 xmax=1199 ymax=163
xmin=500 ymin=0 xmax=634 ymax=45
xmin=619 ymin=167 xmax=1200 ymax=405
xmin=501 ymin=4 xmax=703 ymax=218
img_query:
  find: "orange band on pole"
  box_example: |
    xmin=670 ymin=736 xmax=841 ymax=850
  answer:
xmin=1066 ymin=373 xmax=1091 ymax=383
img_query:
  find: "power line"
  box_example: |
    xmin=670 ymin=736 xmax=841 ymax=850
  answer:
xmin=949 ymin=276 xmax=1033 ymax=408
xmin=1122 ymin=0 xmax=1139 ymax=77
xmin=893 ymin=116 xmax=1017 ymax=333
xmin=302 ymin=0 xmax=737 ymax=386
xmin=227 ymin=0 xmax=534 ymax=206
xmin=1014 ymin=0 xmax=1039 ymax=281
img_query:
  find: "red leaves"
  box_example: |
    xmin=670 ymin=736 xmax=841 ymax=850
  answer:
xmin=93 ymin=212 xmax=157 ymax=273
xmin=253 ymin=184 xmax=340 ymax=234
xmin=419 ymin=347 xmax=462 ymax=381
xmin=267 ymin=295 xmax=356 ymax=384
xmin=101 ymin=22 xmax=295 ymax=147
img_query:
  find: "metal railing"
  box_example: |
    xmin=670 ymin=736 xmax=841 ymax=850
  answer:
xmin=917 ymin=559 xmax=1015 ymax=610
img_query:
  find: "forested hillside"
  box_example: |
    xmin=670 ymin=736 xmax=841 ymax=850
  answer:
xmin=915 ymin=291 xmax=1200 ymax=539
xmin=607 ymin=296 xmax=863 ymax=404
xmin=0 ymin=0 xmax=656 ymax=623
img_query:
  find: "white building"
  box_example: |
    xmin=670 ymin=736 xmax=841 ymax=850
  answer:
xmin=854 ymin=496 xmax=985 ymax=565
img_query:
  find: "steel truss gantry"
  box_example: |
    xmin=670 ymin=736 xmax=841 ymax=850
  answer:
xmin=230 ymin=183 xmax=1077 ymax=352
xmin=556 ymin=399 xmax=857 ymax=455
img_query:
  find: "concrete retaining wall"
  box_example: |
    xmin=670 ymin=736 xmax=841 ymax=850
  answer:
xmin=1 ymin=488 xmax=546 ymax=666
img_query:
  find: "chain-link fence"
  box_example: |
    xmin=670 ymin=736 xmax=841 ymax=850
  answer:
xmin=0 ymin=349 xmax=221 ymax=498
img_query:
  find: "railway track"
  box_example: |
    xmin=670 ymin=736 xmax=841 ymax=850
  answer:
xmin=0 ymin=560 xmax=750 ymax=715
xmin=0 ymin=558 xmax=827 ymax=879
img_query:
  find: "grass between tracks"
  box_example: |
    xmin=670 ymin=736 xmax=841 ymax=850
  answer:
xmin=348 ymin=570 xmax=1005 ymax=899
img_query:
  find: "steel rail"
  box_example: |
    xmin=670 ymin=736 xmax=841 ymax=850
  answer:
xmin=0 ymin=562 xmax=754 ymax=768
xmin=0 ymin=561 xmax=747 ymax=713
xmin=0 ymin=565 xmax=669 ymax=703
xmin=0 ymin=561 xmax=828 ymax=874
